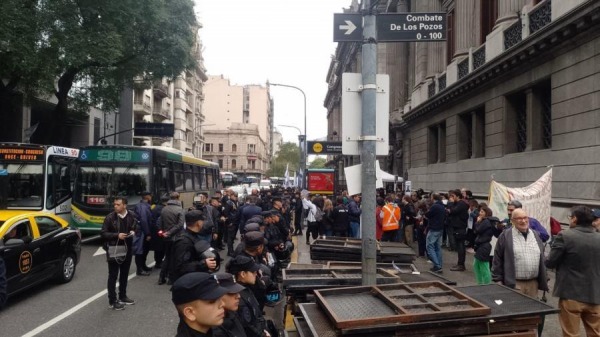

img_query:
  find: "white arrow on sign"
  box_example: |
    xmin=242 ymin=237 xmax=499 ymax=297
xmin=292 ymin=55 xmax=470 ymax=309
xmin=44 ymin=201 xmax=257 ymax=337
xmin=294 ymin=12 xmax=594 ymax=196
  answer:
xmin=339 ymin=20 xmax=357 ymax=35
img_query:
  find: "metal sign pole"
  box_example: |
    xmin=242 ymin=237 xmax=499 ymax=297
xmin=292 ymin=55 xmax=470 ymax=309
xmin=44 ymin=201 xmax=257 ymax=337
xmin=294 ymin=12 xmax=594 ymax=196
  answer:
xmin=361 ymin=0 xmax=377 ymax=286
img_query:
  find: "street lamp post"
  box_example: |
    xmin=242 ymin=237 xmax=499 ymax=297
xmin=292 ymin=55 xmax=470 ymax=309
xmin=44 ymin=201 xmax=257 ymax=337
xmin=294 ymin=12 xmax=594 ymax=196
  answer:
xmin=268 ymin=81 xmax=307 ymax=189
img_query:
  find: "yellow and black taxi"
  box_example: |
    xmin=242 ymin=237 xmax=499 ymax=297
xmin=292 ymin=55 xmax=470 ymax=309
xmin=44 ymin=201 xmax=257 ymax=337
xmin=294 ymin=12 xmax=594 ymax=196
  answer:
xmin=0 ymin=212 xmax=81 ymax=297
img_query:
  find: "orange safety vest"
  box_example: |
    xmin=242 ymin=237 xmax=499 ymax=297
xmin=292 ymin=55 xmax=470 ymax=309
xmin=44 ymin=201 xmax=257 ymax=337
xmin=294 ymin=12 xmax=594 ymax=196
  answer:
xmin=381 ymin=203 xmax=400 ymax=231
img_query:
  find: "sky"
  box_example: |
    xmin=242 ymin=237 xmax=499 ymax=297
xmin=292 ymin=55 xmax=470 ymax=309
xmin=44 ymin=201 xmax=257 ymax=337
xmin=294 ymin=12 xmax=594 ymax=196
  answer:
xmin=195 ymin=0 xmax=352 ymax=144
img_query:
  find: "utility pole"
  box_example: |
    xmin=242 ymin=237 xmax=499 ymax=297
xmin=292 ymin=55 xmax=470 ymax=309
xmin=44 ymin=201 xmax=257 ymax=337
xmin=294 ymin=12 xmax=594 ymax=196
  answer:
xmin=360 ymin=0 xmax=377 ymax=286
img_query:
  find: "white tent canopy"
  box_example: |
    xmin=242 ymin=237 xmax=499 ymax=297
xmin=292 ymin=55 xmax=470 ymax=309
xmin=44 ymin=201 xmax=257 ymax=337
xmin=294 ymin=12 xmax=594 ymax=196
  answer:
xmin=378 ymin=167 xmax=403 ymax=183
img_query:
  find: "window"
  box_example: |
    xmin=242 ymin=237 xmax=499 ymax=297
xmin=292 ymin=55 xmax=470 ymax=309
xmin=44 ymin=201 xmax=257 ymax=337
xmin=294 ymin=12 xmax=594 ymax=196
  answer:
xmin=248 ymin=144 xmax=256 ymax=153
xmin=184 ymin=164 xmax=194 ymax=190
xmin=204 ymin=143 xmax=213 ymax=152
xmin=93 ymin=118 xmax=101 ymax=144
xmin=194 ymin=166 xmax=205 ymax=190
xmin=218 ymin=144 xmax=223 ymax=152
xmin=35 ymin=216 xmax=62 ymax=236
xmin=3 ymin=220 xmax=32 ymax=243
xmin=458 ymin=107 xmax=486 ymax=160
xmin=480 ymin=0 xmax=498 ymax=43
xmin=447 ymin=9 xmax=455 ymax=64
xmin=534 ymin=80 xmax=552 ymax=150
xmin=232 ymin=144 xmax=237 ymax=152
xmin=505 ymin=92 xmax=527 ymax=154
xmin=428 ymin=122 xmax=446 ymax=164
xmin=171 ymin=162 xmax=185 ymax=191
xmin=218 ymin=159 xmax=223 ymax=168
xmin=46 ymin=156 xmax=73 ymax=209
xmin=231 ymin=159 xmax=237 ymax=169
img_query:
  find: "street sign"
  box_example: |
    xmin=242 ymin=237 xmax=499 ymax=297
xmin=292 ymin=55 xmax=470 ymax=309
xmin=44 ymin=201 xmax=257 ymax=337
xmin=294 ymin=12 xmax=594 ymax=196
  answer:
xmin=377 ymin=12 xmax=447 ymax=42
xmin=333 ymin=14 xmax=363 ymax=42
xmin=307 ymin=141 xmax=342 ymax=154
xmin=134 ymin=122 xmax=175 ymax=137
xmin=341 ymin=73 xmax=389 ymax=156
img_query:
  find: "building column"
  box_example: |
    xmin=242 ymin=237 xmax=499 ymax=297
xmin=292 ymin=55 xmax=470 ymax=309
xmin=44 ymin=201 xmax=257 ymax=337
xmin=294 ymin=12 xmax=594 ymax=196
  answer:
xmin=427 ymin=0 xmax=445 ymax=78
xmin=414 ymin=0 xmax=429 ymax=85
xmin=453 ymin=0 xmax=481 ymax=60
xmin=496 ymin=0 xmax=527 ymax=27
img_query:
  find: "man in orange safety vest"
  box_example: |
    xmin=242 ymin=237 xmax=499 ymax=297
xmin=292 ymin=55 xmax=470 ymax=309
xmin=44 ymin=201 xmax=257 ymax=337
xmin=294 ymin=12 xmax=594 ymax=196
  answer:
xmin=380 ymin=196 xmax=401 ymax=242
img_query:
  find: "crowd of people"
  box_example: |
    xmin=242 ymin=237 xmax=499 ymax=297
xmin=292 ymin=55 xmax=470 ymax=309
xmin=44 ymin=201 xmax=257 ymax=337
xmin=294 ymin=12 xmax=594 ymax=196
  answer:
xmin=87 ymin=184 xmax=600 ymax=336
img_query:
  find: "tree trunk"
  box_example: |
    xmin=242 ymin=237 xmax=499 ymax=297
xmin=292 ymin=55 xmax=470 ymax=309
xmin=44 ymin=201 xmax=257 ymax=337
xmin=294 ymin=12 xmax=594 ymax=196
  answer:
xmin=0 ymin=79 xmax=22 ymax=142
xmin=38 ymin=68 xmax=79 ymax=146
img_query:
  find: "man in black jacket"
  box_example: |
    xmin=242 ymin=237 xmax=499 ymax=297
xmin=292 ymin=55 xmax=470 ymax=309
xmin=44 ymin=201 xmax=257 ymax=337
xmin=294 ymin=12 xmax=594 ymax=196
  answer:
xmin=331 ymin=197 xmax=350 ymax=237
xmin=426 ymin=194 xmax=446 ymax=273
xmin=224 ymin=192 xmax=240 ymax=256
xmin=101 ymin=197 xmax=137 ymax=310
xmin=446 ymin=189 xmax=469 ymax=271
xmin=239 ymin=196 xmax=262 ymax=234
xmin=151 ymin=195 xmax=169 ymax=269
xmin=170 ymin=210 xmax=218 ymax=283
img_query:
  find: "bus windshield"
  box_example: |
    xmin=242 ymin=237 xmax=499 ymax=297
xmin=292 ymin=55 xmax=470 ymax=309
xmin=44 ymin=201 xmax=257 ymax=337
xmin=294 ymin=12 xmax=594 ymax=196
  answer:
xmin=73 ymin=164 xmax=150 ymax=208
xmin=0 ymin=162 xmax=44 ymax=209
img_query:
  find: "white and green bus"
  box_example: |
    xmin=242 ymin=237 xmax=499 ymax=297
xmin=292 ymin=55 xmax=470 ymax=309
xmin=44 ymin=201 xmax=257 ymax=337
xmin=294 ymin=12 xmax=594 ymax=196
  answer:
xmin=70 ymin=145 xmax=220 ymax=233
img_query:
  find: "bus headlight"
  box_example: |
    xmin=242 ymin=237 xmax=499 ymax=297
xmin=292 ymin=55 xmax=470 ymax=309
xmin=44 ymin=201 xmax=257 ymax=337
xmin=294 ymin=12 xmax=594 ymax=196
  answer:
xmin=71 ymin=210 xmax=86 ymax=224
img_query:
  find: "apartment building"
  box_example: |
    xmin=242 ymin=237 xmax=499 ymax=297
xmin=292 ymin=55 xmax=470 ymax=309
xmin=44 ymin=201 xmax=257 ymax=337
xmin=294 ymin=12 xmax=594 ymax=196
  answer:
xmin=325 ymin=0 xmax=600 ymax=218
xmin=125 ymin=30 xmax=209 ymax=158
xmin=202 ymin=75 xmax=274 ymax=178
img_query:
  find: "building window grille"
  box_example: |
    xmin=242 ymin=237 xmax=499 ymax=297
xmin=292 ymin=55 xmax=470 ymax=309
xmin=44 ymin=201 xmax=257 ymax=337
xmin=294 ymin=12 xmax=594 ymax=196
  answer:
xmin=428 ymin=82 xmax=436 ymax=98
xmin=505 ymin=92 xmax=527 ymax=154
xmin=458 ymin=113 xmax=473 ymax=160
xmin=537 ymin=80 xmax=552 ymax=149
xmin=428 ymin=122 xmax=446 ymax=164
xmin=504 ymin=19 xmax=522 ymax=50
xmin=473 ymin=46 xmax=486 ymax=70
xmin=516 ymin=104 xmax=527 ymax=153
xmin=439 ymin=74 xmax=447 ymax=91
xmin=529 ymin=0 xmax=552 ymax=34
xmin=458 ymin=58 xmax=469 ymax=80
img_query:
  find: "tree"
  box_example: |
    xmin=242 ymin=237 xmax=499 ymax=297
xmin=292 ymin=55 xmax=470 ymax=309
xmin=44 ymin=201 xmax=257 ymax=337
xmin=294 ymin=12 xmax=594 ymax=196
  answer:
xmin=309 ymin=157 xmax=327 ymax=169
xmin=266 ymin=142 xmax=300 ymax=177
xmin=0 ymin=0 xmax=198 ymax=145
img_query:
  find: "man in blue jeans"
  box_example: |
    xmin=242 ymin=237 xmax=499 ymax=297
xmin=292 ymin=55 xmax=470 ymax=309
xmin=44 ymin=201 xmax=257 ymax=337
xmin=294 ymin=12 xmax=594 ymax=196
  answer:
xmin=348 ymin=194 xmax=362 ymax=238
xmin=425 ymin=194 xmax=446 ymax=273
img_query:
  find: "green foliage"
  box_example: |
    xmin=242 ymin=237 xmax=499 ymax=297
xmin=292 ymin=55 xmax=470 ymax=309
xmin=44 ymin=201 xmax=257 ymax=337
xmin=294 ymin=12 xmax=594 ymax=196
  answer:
xmin=309 ymin=157 xmax=327 ymax=169
xmin=0 ymin=0 xmax=198 ymax=143
xmin=266 ymin=142 xmax=301 ymax=177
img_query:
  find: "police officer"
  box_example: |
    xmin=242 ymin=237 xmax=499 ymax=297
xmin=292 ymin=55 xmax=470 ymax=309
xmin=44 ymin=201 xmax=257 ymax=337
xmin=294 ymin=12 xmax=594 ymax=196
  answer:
xmin=171 ymin=272 xmax=228 ymax=337
xmin=213 ymin=272 xmax=247 ymax=337
xmin=226 ymin=256 xmax=269 ymax=337
xmin=170 ymin=210 xmax=218 ymax=283
xmin=158 ymin=192 xmax=185 ymax=285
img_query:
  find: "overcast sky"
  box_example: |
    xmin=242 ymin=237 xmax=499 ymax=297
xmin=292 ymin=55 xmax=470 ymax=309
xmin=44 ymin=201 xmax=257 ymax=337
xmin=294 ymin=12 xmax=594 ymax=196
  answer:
xmin=195 ymin=0 xmax=352 ymax=144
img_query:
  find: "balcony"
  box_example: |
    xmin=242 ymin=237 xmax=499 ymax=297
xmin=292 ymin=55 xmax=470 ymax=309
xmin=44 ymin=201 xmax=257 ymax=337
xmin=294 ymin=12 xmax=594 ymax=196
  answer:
xmin=133 ymin=99 xmax=152 ymax=116
xmin=153 ymin=82 xmax=170 ymax=99
xmin=153 ymin=107 xmax=171 ymax=121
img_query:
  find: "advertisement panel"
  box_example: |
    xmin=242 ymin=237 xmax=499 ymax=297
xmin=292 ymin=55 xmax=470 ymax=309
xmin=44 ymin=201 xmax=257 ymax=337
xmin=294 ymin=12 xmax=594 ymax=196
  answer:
xmin=308 ymin=170 xmax=335 ymax=195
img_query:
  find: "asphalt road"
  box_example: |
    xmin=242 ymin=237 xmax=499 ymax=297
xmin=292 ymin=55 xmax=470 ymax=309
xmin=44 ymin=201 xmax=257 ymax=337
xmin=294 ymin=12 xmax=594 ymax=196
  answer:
xmin=3 ymin=239 xmax=179 ymax=337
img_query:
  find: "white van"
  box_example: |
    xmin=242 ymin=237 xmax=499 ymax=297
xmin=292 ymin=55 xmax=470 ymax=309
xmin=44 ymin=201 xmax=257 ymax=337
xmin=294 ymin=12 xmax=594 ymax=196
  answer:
xmin=259 ymin=179 xmax=272 ymax=190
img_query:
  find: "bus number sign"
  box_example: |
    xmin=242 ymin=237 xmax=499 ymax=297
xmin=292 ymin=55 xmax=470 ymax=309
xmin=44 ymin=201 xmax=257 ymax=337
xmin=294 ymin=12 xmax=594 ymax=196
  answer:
xmin=80 ymin=149 xmax=150 ymax=163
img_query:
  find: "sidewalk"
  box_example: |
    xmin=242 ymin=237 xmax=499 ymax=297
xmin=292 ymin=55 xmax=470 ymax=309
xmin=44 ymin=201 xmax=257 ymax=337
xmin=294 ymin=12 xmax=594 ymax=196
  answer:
xmin=294 ymin=237 xmax=566 ymax=337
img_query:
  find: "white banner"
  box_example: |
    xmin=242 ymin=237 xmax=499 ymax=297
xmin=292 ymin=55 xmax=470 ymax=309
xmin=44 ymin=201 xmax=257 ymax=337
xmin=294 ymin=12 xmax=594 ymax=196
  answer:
xmin=488 ymin=169 xmax=552 ymax=231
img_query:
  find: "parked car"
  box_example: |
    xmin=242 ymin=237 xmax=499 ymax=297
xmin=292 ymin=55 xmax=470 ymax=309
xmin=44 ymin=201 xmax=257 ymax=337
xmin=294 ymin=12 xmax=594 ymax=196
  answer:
xmin=0 ymin=213 xmax=81 ymax=298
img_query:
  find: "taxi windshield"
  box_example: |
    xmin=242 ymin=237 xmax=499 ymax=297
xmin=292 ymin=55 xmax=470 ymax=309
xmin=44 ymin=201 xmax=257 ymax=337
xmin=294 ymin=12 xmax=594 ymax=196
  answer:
xmin=0 ymin=162 xmax=44 ymax=209
xmin=73 ymin=164 xmax=150 ymax=208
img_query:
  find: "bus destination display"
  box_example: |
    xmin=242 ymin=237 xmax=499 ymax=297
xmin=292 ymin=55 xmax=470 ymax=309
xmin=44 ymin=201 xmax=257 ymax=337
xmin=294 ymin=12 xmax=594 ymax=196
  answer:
xmin=79 ymin=149 xmax=151 ymax=163
xmin=0 ymin=147 xmax=44 ymax=161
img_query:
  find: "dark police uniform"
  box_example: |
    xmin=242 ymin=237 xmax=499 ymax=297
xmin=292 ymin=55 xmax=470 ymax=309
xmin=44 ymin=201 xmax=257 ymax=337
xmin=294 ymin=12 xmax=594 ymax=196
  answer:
xmin=171 ymin=272 xmax=229 ymax=337
xmin=170 ymin=211 xmax=214 ymax=283
xmin=226 ymin=256 xmax=266 ymax=337
xmin=213 ymin=272 xmax=247 ymax=337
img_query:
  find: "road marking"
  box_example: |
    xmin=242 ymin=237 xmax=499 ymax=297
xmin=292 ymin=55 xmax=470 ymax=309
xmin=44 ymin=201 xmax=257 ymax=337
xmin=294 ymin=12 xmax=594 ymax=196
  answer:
xmin=22 ymin=262 xmax=155 ymax=337
xmin=81 ymin=235 xmax=100 ymax=244
xmin=93 ymin=247 xmax=105 ymax=257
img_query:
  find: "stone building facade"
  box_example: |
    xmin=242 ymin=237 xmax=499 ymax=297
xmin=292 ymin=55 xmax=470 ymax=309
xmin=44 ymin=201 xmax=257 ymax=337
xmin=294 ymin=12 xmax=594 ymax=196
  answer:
xmin=201 ymin=75 xmax=274 ymax=178
xmin=325 ymin=0 xmax=599 ymax=219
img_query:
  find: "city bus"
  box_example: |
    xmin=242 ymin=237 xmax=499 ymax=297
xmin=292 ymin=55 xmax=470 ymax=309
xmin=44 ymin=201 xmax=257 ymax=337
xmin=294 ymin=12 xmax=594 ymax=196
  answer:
xmin=70 ymin=145 xmax=220 ymax=233
xmin=0 ymin=143 xmax=79 ymax=222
